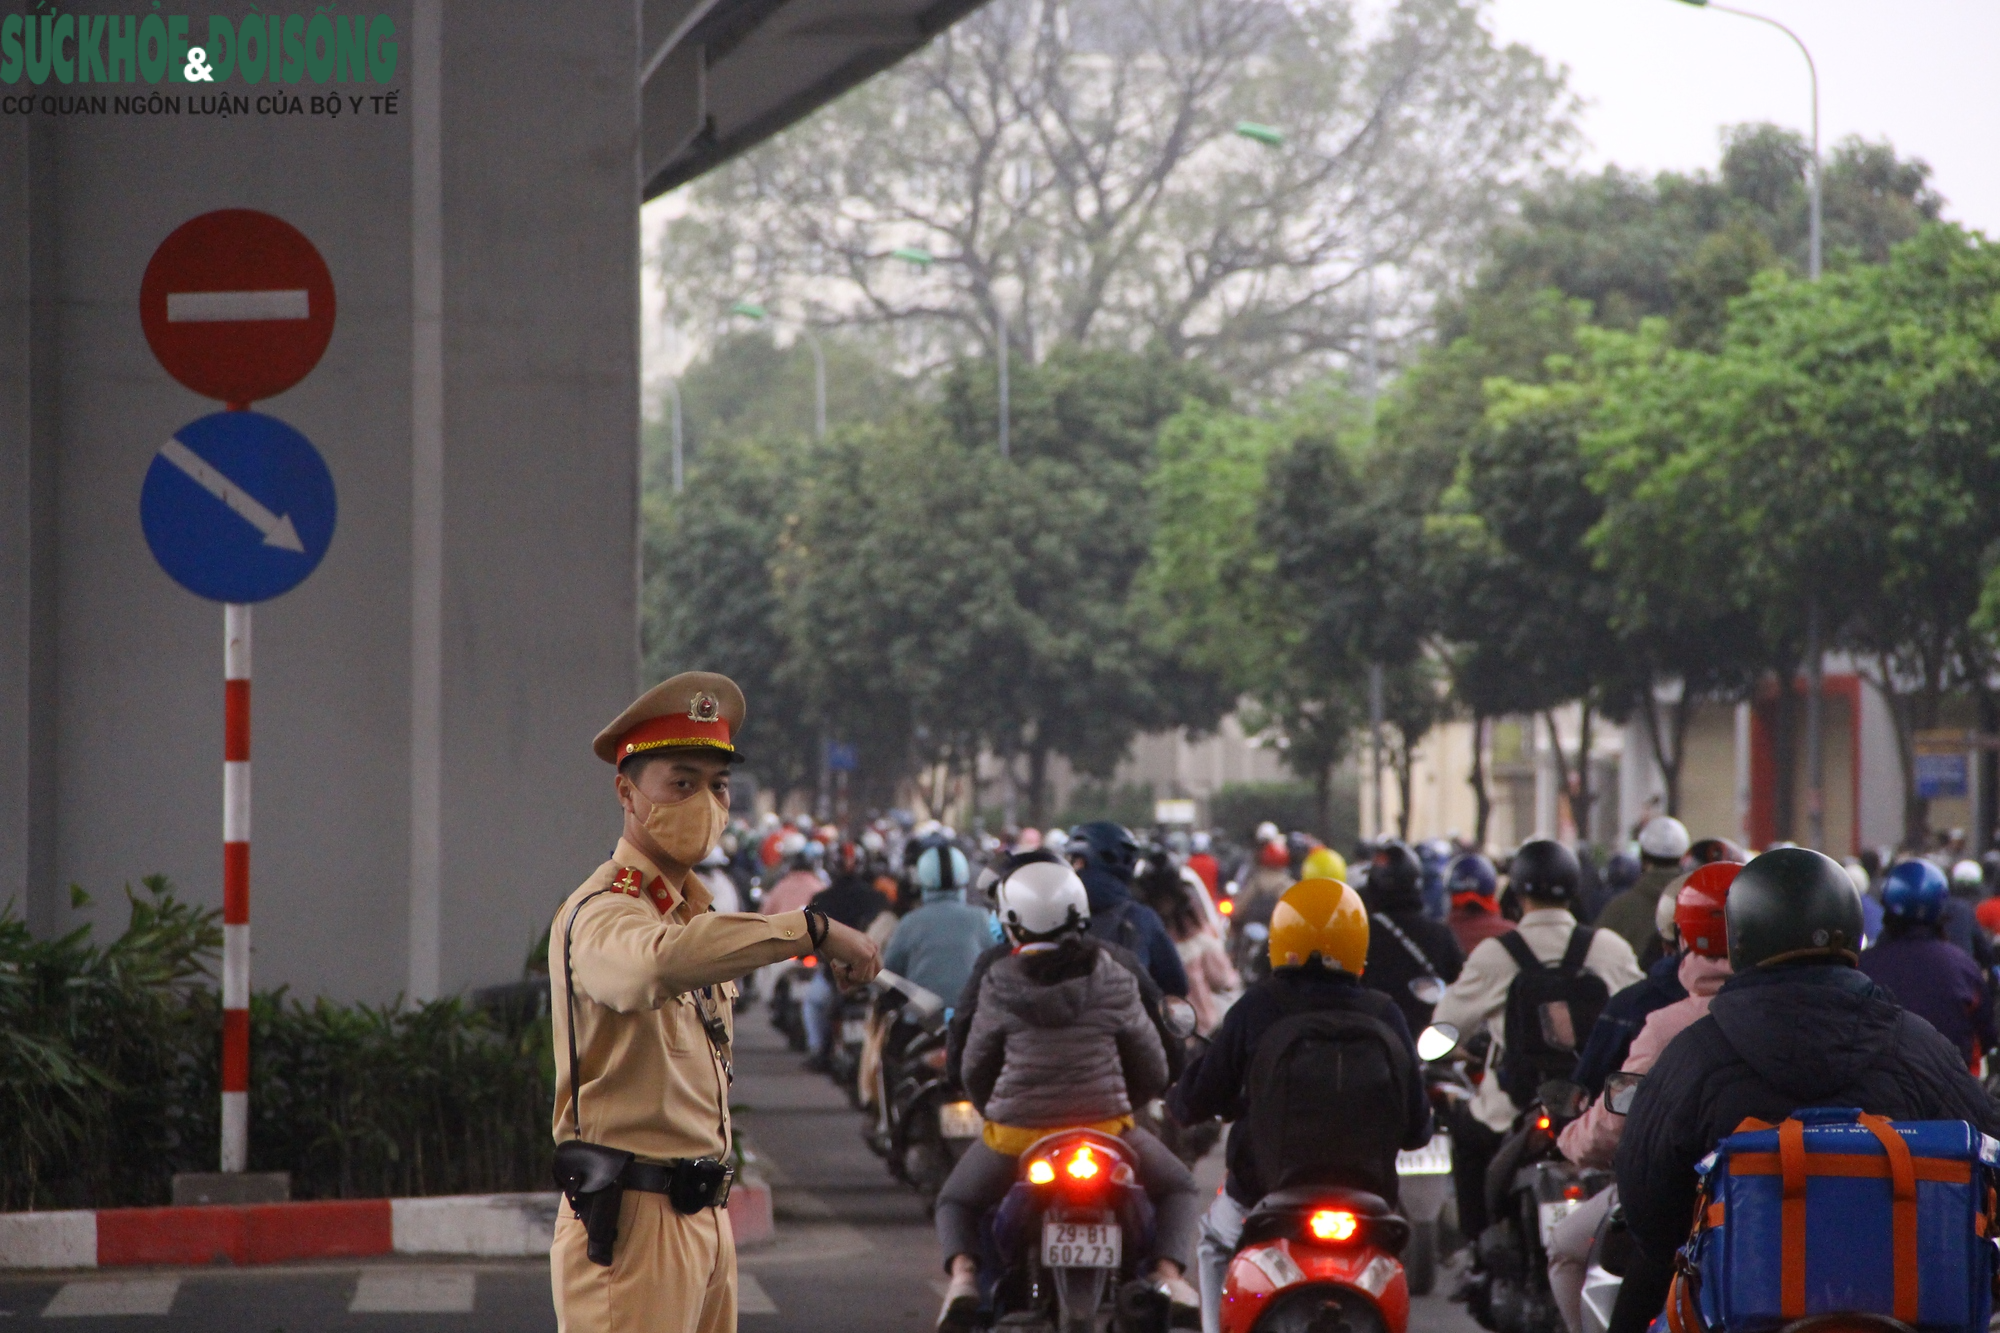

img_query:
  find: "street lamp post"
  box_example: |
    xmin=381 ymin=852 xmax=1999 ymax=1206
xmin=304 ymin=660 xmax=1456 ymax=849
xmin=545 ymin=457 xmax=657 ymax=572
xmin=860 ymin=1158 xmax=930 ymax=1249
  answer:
xmin=1676 ymin=0 xmax=1824 ymax=848
xmin=729 ymin=301 xmax=826 ymax=441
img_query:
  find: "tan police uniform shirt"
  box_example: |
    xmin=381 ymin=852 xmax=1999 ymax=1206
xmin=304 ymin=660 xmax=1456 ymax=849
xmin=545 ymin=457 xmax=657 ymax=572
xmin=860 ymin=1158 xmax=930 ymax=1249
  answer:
xmin=550 ymin=837 xmax=809 ymax=1159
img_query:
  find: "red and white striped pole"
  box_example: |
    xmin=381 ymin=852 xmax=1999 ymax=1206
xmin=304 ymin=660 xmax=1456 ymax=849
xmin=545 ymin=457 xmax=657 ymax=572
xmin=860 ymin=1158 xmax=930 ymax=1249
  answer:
xmin=222 ymin=603 xmax=251 ymax=1172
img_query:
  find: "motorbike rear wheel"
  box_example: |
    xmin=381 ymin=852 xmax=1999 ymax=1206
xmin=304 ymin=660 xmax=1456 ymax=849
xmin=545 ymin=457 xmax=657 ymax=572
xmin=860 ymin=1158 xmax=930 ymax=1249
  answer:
xmin=1406 ymin=1219 xmax=1438 ymax=1297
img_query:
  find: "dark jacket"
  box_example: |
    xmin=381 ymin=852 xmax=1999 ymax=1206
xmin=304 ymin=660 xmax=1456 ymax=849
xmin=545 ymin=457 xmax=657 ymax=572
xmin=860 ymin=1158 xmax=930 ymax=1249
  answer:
xmin=960 ymin=936 xmax=1169 ymax=1127
xmin=1573 ymin=952 xmax=1688 ymax=1094
xmin=811 ymin=874 xmax=889 ymax=932
xmin=1079 ymin=863 xmax=1190 ymax=999
xmin=1615 ymin=963 xmax=1998 ymax=1260
xmin=1859 ymin=927 xmax=1997 ymax=1064
xmin=1169 ymin=964 xmax=1431 ymax=1206
xmin=1594 ymin=864 xmax=1681 ymax=960
xmin=1361 ymin=878 xmax=1465 ymax=1036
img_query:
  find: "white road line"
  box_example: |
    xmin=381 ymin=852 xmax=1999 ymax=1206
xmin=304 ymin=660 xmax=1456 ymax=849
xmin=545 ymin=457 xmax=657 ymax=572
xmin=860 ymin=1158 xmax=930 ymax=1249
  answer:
xmin=167 ymin=289 xmax=310 ymax=322
xmin=42 ymin=1278 xmax=180 ymax=1317
xmin=348 ymin=1269 xmax=476 ymax=1313
xmin=157 ymin=439 xmax=307 ymax=552
xmin=738 ymin=1273 xmax=778 ymax=1315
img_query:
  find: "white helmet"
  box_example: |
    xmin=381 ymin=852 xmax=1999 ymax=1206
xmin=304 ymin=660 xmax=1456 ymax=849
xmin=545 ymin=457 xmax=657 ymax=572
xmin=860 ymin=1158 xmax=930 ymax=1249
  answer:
xmin=1042 ymin=828 xmax=1069 ymax=856
xmin=778 ymin=830 xmax=807 ymax=858
xmin=994 ymin=859 xmax=1090 ymax=941
xmin=1255 ymin=821 xmax=1281 ymax=844
xmin=861 ymin=828 xmax=885 ymax=854
xmin=1638 ymin=816 xmax=1691 ymax=862
xmin=1952 ymin=860 xmax=1984 ymax=892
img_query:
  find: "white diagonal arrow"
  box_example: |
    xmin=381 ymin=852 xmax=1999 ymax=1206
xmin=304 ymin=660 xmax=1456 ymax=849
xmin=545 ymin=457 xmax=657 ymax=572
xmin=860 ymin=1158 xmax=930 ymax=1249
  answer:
xmin=157 ymin=438 xmax=307 ymax=552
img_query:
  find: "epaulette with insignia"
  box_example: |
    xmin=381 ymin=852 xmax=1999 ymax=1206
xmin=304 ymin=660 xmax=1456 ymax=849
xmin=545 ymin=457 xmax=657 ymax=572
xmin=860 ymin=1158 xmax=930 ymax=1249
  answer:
xmin=611 ymin=866 xmax=645 ymax=897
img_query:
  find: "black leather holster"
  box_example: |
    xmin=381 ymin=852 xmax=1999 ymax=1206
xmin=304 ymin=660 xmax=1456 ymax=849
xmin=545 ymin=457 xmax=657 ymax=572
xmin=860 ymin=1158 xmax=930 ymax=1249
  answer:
xmin=554 ymin=1139 xmax=634 ymax=1266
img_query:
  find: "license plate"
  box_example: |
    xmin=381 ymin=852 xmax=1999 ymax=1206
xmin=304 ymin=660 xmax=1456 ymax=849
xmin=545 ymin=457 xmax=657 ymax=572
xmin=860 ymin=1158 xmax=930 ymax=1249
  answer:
xmin=1397 ymin=1135 xmax=1452 ymax=1176
xmin=842 ymin=1017 xmax=867 ymax=1043
xmin=938 ymin=1100 xmax=983 ymax=1139
xmin=1538 ymin=1199 xmax=1579 ymax=1247
xmin=1043 ymin=1220 xmax=1122 ymax=1269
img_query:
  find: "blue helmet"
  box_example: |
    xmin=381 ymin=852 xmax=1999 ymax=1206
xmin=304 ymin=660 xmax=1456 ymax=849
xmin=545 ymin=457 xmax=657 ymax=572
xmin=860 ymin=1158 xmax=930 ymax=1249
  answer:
xmin=1446 ymin=854 xmax=1497 ymax=900
xmin=1882 ymin=859 xmax=1947 ymax=924
xmin=915 ymin=842 xmax=971 ymax=898
xmin=1067 ymin=821 xmax=1139 ymax=882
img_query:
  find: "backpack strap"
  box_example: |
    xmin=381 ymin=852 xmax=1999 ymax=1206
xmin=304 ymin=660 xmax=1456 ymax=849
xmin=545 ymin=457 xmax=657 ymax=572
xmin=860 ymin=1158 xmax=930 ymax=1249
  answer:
xmin=1372 ymin=912 xmax=1439 ymax=977
xmin=1560 ymin=925 xmax=1597 ymax=972
xmin=1498 ymin=929 xmax=1542 ymax=976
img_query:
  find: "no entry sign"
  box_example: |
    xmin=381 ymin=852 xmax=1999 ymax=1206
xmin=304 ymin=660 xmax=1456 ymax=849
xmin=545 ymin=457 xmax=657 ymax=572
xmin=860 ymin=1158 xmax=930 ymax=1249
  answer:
xmin=139 ymin=209 xmax=336 ymax=406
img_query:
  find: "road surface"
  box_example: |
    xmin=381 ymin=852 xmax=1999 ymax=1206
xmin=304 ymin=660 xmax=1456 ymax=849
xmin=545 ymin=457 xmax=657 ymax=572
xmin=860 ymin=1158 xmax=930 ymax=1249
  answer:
xmin=0 ymin=998 xmax=1488 ymax=1333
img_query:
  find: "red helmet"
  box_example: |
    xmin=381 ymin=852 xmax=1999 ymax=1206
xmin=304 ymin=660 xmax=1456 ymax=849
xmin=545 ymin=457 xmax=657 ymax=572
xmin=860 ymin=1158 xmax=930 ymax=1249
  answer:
xmin=1675 ymin=861 xmax=1742 ymax=959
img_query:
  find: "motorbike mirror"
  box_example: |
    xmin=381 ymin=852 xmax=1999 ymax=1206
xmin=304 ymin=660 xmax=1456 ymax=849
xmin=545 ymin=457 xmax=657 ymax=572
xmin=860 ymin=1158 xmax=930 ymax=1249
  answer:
xmin=1415 ymin=1024 xmax=1459 ymax=1062
xmin=1161 ymin=996 xmax=1199 ymax=1041
xmin=1244 ymin=922 xmax=1270 ymax=942
xmin=1537 ymin=1079 xmax=1588 ymax=1121
xmin=1603 ymin=1070 xmax=1645 ymax=1116
xmin=1407 ymin=975 xmax=1446 ymax=1006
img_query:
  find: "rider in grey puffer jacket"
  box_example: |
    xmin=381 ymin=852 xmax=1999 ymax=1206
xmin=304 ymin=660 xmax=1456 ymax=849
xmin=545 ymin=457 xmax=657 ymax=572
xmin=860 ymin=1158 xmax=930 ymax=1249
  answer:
xmin=961 ymin=935 xmax=1168 ymax=1125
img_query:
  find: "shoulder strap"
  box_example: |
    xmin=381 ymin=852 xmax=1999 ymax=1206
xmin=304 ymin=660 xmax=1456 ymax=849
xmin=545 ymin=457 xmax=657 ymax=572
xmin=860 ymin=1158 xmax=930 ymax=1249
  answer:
xmin=562 ymin=885 xmax=621 ymax=1139
xmin=1498 ymin=929 xmax=1542 ymax=975
xmin=1372 ymin=911 xmax=1438 ymax=977
xmin=1560 ymin=925 xmax=1596 ymax=972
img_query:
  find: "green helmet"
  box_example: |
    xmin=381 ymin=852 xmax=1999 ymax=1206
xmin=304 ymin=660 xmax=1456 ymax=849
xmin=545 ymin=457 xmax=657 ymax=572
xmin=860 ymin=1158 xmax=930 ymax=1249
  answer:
xmin=1725 ymin=846 xmax=1864 ymax=971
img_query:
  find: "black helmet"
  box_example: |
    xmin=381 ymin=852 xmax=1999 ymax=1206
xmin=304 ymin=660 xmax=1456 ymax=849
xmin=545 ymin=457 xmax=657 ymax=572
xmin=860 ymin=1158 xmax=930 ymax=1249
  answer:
xmin=1509 ymin=839 xmax=1581 ymax=903
xmin=1368 ymin=840 xmax=1423 ymax=897
xmin=1726 ymin=846 xmax=1863 ymax=971
xmin=1068 ymin=820 xmax=1139 ymax=882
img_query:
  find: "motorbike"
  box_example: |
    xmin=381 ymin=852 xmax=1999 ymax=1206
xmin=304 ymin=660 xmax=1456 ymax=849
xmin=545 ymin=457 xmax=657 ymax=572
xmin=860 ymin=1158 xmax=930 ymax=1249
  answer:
xmin=867 ymin=970 xmax=984 ymax=1211
xmin=1219 ymin=1186 xmax=1413 ymax=1333
xmin=765 ymin=954 xmax=815 ymax=1051
xmin=982 ymin=1127 xmax=1162 ymax=1333
xmin=827 ymin=987 xmax=873 ymax=1104
xmin=1398 ymin=1021 xmax=1472 ymax=1296
xmin=1467 ymin=1077 xmax=1612 ymax=1333
xmin=1574 ymin=1074 xmax=1644 ymax=1333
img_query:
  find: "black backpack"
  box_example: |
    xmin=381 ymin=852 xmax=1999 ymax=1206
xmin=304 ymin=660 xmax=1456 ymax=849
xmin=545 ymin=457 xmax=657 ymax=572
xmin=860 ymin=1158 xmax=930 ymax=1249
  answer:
xmin=1494 ymin=928 xmax=1610 ymax=1106
xmin=1245 ymin=993 xmax=1412 ymax=1197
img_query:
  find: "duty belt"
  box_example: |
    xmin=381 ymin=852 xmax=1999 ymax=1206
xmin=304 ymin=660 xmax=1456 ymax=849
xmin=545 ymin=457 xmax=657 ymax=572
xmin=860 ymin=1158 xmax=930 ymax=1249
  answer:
xmin=618 ymin=1156 xmax=736 ymax=1211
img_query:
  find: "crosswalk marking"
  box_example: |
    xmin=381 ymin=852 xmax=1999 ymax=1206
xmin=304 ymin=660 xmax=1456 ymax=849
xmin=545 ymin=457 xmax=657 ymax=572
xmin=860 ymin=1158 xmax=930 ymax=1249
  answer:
xmin=739 ymin=1273 xmax=778 ymax=1315
xmin=348 ymin=1269 xmax=477 ymax=1313
xmin=42 ymin=1278 xmax=180 ymax=1317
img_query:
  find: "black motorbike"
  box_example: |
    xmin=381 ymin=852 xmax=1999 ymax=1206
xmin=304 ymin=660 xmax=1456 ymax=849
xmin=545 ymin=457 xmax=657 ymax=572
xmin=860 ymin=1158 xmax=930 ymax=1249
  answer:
xmin=1466 ymin=1078 xmax=1612 ymax=1333
xmin=867 ymin=970 xmax=984 ymax=1212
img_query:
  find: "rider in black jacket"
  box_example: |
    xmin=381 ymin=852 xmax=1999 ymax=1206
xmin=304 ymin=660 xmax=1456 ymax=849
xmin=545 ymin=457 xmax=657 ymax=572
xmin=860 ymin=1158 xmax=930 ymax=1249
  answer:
xmin=1359 ymin=841 xmax=1464 ymax=1035
xmin=1613 ymin=848 xmax=1998 ymax=1333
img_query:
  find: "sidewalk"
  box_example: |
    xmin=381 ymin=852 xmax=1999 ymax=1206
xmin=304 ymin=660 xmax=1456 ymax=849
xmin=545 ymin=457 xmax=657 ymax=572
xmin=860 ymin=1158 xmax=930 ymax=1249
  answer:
xmin=0 ymin=1181 xmax=775 ymax=1271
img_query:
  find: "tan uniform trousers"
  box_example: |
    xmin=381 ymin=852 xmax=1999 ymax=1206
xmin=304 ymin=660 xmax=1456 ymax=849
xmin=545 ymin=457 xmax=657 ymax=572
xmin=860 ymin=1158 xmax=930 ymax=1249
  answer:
xmin=553 ymin=1189 xmax=736 ymax=1333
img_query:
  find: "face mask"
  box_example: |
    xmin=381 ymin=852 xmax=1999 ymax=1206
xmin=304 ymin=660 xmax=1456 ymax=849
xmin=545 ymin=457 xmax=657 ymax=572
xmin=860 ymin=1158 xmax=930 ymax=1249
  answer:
xmin=636 ymin=787 xmax=729 ymax=866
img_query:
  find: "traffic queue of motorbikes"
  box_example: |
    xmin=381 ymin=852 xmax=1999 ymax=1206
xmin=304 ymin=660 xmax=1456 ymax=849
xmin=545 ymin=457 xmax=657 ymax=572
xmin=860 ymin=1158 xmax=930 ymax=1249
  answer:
xmin=731 ymin=816 xmax=2000 ymax=1333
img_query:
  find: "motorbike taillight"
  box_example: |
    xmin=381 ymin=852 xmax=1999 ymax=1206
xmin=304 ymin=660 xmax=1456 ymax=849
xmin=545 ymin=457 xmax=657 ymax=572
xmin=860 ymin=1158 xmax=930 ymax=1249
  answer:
xmin=1307 ymin=1209 xmax=1359 ymax=1242
xmin=1064 ymin=1145 xmax=1102 ymax=1182
xmin=922 ymin=1047 xmax=948 ymax=1071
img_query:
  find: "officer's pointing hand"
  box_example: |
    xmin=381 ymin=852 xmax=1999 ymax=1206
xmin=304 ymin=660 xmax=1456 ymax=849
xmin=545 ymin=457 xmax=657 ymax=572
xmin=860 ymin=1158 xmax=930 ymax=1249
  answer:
xmin=818 ymin=918 xmax=882 ymax=986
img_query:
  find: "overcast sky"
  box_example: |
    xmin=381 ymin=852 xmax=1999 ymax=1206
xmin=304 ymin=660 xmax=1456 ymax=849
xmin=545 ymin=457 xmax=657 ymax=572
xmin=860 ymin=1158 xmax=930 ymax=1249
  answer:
xmin=1484 ymin=0 xmax=2000 ymax=235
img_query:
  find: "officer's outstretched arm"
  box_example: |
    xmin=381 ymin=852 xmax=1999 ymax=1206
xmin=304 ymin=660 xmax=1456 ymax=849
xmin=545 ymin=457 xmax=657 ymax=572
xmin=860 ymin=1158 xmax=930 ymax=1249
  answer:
xmin=571 ymin=893 xmax=810 ymax=1010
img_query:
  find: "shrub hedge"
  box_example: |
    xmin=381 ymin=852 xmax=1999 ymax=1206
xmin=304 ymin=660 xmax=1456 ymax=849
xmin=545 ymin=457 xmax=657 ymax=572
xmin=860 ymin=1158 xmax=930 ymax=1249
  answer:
xmin=1 ymin=878 xmax=553 ymax=1210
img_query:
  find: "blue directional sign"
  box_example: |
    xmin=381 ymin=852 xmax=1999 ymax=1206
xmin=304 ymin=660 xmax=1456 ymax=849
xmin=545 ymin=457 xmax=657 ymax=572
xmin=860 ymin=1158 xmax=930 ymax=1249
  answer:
xmin=140 ymin=411 xmax=336 ymax=603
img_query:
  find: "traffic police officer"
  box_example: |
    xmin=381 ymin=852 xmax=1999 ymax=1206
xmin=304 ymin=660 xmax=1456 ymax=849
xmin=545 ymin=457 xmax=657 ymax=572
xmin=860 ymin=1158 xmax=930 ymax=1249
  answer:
xmin=551 ymin=672 xmax=881 ymax=1332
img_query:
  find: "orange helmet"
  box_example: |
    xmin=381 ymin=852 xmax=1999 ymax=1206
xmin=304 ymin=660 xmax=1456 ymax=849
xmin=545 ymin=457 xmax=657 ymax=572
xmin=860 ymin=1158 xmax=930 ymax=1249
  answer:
xmin=1675 ymin=861 xmax=1742 ymax=959
xmin=1268 ymin=878 xmax=1369 ymax=975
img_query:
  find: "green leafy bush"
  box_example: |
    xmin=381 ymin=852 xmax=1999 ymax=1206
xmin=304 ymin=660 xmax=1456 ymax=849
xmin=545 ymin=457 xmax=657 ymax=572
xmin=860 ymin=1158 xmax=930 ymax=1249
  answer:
xmin=1 ymin=879 xmax=552 ymax=1210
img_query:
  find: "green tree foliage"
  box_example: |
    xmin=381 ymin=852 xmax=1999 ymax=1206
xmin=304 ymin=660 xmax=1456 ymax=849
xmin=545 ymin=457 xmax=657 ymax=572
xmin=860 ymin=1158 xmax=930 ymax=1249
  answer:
xmin=774 ymin=347 xmax=1236 ymax=821
xmin=1585 ymin=226 xmax=2000 ymax=846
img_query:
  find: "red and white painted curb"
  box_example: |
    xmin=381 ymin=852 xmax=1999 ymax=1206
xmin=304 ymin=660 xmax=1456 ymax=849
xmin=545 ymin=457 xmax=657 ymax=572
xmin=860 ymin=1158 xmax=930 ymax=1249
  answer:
xmin=0 ymin=1180 xmax=774 ymax=1270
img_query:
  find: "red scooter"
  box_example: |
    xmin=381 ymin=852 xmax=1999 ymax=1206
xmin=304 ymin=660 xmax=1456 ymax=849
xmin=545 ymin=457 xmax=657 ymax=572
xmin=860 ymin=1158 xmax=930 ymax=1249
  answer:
xmin=1219 ymin=1187 xmax=1412 ymax=1333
